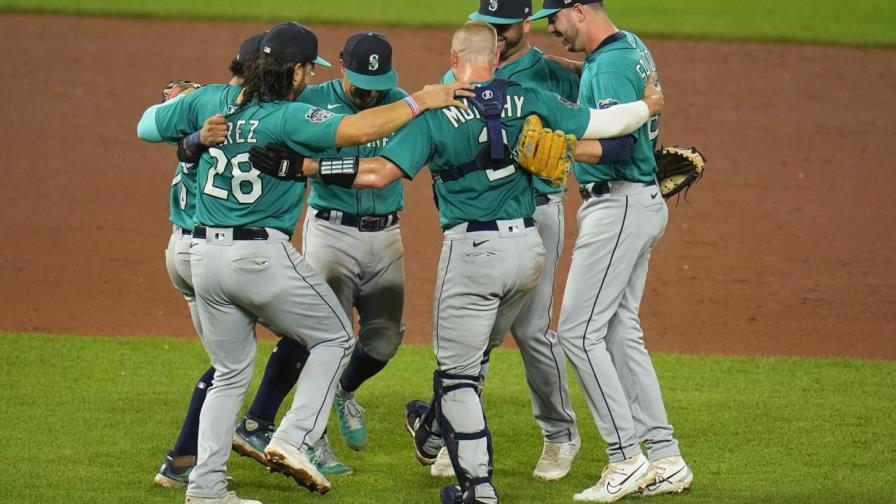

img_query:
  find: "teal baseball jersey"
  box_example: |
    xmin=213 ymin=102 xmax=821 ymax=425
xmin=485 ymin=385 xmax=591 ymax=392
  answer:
xmin=441 ymin=47 xmax=580 ymax=196
xmin=380 ymin=80 xmax=591 ymax=228
xmin=577 ymin=31 xmax=659 ymax=184
xmin=169 ymin=161 xmax=197 ymax=230
xmin=298 ymin=80 xmax=408 ymax=215
xmin=150 ymin=84 xmax=344 ymax=236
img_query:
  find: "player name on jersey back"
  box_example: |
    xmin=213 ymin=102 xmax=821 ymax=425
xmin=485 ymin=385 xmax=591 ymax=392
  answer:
xmin=442 ymin=95 xmax=526 ymax=128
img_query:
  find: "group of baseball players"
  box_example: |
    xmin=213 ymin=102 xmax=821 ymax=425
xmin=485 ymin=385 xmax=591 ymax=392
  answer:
xmin=136 ymin=1 xmax=693 ymax=503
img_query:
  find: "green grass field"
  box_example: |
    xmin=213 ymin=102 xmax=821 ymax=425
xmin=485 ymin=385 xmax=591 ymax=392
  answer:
xmin=1 ymin=332 xmax=894 ymax=503
xmin=1 ymin=0 xmax=894 ymax=46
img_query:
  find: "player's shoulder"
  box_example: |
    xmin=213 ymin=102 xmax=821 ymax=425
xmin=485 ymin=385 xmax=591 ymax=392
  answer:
xmin=296 ymin=80 xmax=338 ymax=106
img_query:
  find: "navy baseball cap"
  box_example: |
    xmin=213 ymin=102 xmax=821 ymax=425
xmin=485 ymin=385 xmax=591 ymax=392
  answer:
xmin=260 ymin=22 xmax=332 ymax=67
xmin=469 ymin=0 xmax=532 ymax=24
xmin=531 ymin=0 xmax=602 ymax=20
xmin=236 ymin=32 xmax=265 ymax=62
xmin=340 ymin=32 xmax=398 ymax=91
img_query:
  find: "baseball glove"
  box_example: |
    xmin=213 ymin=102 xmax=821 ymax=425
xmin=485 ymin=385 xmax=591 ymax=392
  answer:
xmin=162 ymin=80 xmax=202 ymax=102
xmin=655 ymin=146 xmax=706 ymax=199
xmin=515 ymin=114 xmax=577 ymax=187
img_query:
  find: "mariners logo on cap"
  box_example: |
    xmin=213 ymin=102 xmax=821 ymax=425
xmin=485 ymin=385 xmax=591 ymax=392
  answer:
xmin=369 ymin=54 xmax=379 ymax=71
xmin=489 ymin=0 xmax=499 ymax=11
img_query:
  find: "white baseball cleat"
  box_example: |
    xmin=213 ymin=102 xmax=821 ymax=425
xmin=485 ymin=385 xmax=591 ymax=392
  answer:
xmin=430 ymin=447 xmax=454 ymax=477
xmin=641 ymin=456 xmax=693 ymax=496
xmin=573 ymin=452 xmax=657 ymax=502
xmin=185 ymin=491 xmax=262 ymax=504
xmin=533 ymin=437 xmax=581 ymax=481
xmin=264 ymin=437 xmax=331 ymax=494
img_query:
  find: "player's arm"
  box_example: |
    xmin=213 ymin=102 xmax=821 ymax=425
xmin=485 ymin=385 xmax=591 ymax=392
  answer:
xmin=580 ymin=73 xmax=663 ymax=139
xmin=574 ymin=136 xmax=635 ymax=164
xmin=334 ymin=82 xmax=472 ymax=147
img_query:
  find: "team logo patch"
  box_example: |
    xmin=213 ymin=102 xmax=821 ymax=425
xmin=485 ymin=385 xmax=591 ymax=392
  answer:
xmin=489 ymin=0 xmax=499 ymax=12
xmin=481 ymin=89 xmax=494 ymax=100
xmin=598 ymin=98 xmax=620 ymax=109
xmin=305 ymin=107 xmax=336 ymax=123
xmin=369 ymin=54 xmax=379 ymax=71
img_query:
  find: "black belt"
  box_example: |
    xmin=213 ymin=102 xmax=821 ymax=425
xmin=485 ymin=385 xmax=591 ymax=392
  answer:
xmin=578 ymin=181 xmax=655 ymax=201
xmin=535 ymin=194 xmax=551 ymax=206
xmin=578 ymin=182 xmax=612 ymax=201
xmin=465 ymin=217 xmax=536 ymax=232
xmin=314 ymin=209 xmax=399 ymax=232
xmin=193 ymin=226 xmax=269 ymax=240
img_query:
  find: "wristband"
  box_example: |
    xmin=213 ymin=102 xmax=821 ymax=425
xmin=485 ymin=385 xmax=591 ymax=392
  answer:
xmin=319 ymin=157 xmax=359 ymax=188
xmin=176 ymin=131 xmax=204 ymax=164
xmin=597 ymin=136 xmax=636 ymax=164
xmin=403 ymin=96 xmax=421 ymax=118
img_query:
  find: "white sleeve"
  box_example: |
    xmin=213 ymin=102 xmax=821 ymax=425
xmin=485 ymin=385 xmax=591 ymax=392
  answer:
xmin=582 ymin=101 xmax=650 ymax=139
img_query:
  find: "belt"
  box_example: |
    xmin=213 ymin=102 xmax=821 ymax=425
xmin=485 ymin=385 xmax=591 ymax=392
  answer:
xmin=466 ymin=217 xmax=536 ymax=232
xmin=578 ymin=181 xmax=654 ymax=201
xmin=173 ymin=225 xmax=192 ymax=236
xmin=193 ymin=226 xmax=269 ymax=240
xmin=535 ymin=194 xmax=551 ymax=206
xmin=578 ymin=182 xmax=611 ymax=201
xmin=315 ymin=209 xmax=399 ymax=232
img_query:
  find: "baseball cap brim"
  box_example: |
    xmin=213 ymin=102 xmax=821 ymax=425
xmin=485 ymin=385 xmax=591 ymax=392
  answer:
xmin=468 ymin=11 xmax=525 ymax=24
xmin=313 ymin=56 xmax=332 ymax=68
xmin=529 ymin=8 xmax=560 ymax=20
xmin=344 ymin=68 xmax=398 ymax=91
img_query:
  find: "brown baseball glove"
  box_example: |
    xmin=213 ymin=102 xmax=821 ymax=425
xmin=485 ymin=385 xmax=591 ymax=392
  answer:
xmin=162 ymin=80 xmax=202 ymax=102
xmin=655 ymin=146 xmax=706 ymax=199
xmin=515 ymin=114 xmax=577 ymax=187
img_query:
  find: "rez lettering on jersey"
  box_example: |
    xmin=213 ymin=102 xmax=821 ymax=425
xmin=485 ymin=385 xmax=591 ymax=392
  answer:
xmin=442 ymin=95 xmax=525 ymax=129
xmin=222 ymin=120 xmax=260 ymax=145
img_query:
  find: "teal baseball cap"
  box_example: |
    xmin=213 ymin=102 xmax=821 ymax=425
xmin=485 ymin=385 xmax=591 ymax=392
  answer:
xmin=340 ymin=32 xmax=398 ymax=91
xmin=531 ymin=0 xmax=602 ymax=20
xmin=261 ymin=22 xmax=332 ymax=67
xmin=468 ymin=0 xmax=532 ymax=24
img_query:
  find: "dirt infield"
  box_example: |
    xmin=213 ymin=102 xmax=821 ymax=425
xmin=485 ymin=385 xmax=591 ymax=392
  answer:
xmin=1 ymin=15 xmax=894 ymax=360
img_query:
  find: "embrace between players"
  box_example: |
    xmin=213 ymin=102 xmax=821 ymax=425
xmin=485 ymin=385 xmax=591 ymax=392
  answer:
xmin=137 ymin=1 xmax=693 ymax=503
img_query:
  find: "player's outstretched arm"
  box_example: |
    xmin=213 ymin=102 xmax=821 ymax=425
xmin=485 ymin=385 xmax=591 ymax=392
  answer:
xmin=581 ymin=73 xmax=663 ymax=139
xmin=334 ymin=82 xmax=473 ymax=147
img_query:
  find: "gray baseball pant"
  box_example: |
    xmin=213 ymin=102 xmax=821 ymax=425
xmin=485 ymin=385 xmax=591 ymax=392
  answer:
xmin=302 ymin=210 xmax=405 ymax=361
xmin=508 ymin=193 xmax=578 ymax=443
xmin=434 ymin=219 xmax=545 ymax=488
xmin=164 ymin=227 xmax=203 ymax=338
xmin=186 ymin=227 xmax=353 ymax=499
xmin=557 ymin=181 xmax=680 ymax=463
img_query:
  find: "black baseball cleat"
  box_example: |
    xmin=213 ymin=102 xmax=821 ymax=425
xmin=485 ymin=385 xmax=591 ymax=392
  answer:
xmin=405 ymin=400 xmax=441 ymax=465
xmin=440 ymin=483 xmax=463 ymax=504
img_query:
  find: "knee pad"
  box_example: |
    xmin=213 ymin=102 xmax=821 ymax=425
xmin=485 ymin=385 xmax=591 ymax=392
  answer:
xmin=434 ymin=370 xmax=494 ymax=491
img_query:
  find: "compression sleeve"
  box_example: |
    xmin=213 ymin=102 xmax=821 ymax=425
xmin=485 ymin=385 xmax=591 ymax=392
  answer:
xmin=582 ymin=101 xmax=649 ymax=139
xmin=137 ymin=103 xmax=165 ymax=142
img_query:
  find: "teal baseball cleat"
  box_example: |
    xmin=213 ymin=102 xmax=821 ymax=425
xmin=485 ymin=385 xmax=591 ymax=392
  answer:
xmin=153 ymin=451 xmax=195 ymax=488
xmin=307 ymin=435 xmax=353 ymax=475
xmin=232 ymin=417 xmax=275 ymax=468
xmin=333 ymin=389 xmax=367 ymax=450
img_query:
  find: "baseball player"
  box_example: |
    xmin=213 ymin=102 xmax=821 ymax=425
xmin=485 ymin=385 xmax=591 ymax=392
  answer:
xmin=532 ymin=1 xmax=694 ymax=501
xmin=434 ymin=0 xmax=583 ymax=481
xmin=230 ymin=31 xmax=410 ymax=476
xmin=254 ymin=20 xmax=663 ymax=504
xmin=137 ymin=21 xmax=471 ymax=504
xmin=153 ymin=32 xmax=264 ymax=489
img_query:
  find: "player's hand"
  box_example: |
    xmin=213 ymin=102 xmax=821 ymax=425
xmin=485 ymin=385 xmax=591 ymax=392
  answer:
xmin=248 ymin=144 xmax=307 ymax=181
xmin=412 ymin=81 xmax=475 ymax=111
xmin=544 ymin=54 xmax=583 ymax=76
xmin=642 ymin=73 xmax=664 ymax=117
xmin=200 ymin=114 xmax=228 ymax=146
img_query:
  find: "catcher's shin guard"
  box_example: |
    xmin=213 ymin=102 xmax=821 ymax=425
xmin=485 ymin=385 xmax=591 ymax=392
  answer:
xmin=434 ymin=370 xmax=495 ymax=497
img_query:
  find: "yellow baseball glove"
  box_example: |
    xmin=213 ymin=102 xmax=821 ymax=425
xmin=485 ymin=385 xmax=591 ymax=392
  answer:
xmin=515 ymin=115 xmax=577 ymax=187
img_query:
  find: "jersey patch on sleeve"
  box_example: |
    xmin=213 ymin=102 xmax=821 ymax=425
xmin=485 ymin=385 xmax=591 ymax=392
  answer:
xmin=598 ymin=98 xmax=620 ymax=109
xmin=305 ymin=107 xmax=336 ymax=123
